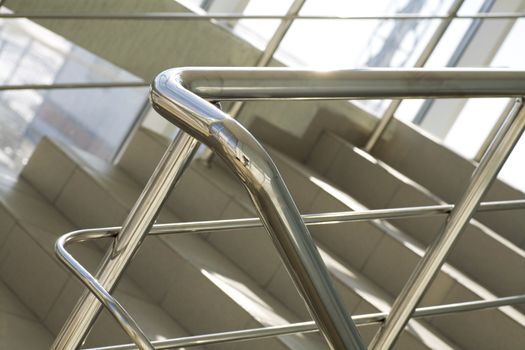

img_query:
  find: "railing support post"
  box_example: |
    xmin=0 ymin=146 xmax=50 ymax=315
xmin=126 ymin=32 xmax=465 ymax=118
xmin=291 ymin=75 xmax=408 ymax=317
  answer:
xmin=51 ymin=131 xmax=199 ymax=350
xmin=369 ymin=97 xmax=525 ymax=349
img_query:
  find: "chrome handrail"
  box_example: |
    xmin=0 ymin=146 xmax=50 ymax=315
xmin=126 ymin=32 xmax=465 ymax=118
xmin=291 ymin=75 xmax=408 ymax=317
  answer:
xmin=54 ymin=68 xmax=525 ymax=350
xmin=55 ymin=232 xmax=154 ymax=350
xmin=153 ymin=68 xmax=525 ymax=101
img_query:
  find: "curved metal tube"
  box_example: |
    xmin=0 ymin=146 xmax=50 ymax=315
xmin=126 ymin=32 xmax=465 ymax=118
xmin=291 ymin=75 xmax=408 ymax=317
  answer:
xmin=151 ymin=69 xmax=367 ymax=350
xmin=55 ymin=231 xmax=154 ymax=350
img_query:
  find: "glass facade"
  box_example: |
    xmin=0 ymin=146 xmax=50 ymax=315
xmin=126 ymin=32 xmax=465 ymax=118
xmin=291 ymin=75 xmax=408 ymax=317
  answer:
xmin=0 ymin=11 xmax=147 ymax=174
xmin=1 ymin=0 xmax=524 ymax=190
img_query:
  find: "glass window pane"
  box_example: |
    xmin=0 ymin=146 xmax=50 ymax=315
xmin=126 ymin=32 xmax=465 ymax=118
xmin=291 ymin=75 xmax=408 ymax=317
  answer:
xmin=185 ymin=0 xmax=294 ymax=50
xmin=490 ymin=19 xmax=525 ymax=192
xmin=442 ymin=18 xmax=525 ymax=161
xmin=443 ymin=98 xmax=508 ymax=159
xmin=234 ymin=0 xmax=293 ymax=50
xmin=0 ymin=17 xmax=147 ymax=174
xmin=499 ymin=135 xmax=525 ymax=193
xmin=397 ymin=0 xmax=493 ymax=121
xmin=276 ymin=0 xmax=453 ymax=115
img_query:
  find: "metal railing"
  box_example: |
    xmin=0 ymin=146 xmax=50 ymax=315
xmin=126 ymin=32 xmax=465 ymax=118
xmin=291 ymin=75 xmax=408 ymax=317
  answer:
xmin=363 ymin=0 xmax=466 ymax=152
xmin=52 ymin=68 xmax=525 ymax=350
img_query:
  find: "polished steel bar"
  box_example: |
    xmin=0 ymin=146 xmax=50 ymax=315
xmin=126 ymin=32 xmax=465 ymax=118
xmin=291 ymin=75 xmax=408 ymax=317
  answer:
xmin=4 ymin=68 xmax=525 ymax=94
xmin=363 ymin=0 xmax=466 ymax=152
xmin=0 ymin=82 xmax=149 ymax=90
xmin=369 ymin=100 xmax=525 ymax=349
xmin=168 ymin=68 xmax=525 ymax=100
xmin=83 ymin=294 xmax=525 ymax=350
xmin=148 ymin=198 xmax=525 ymax=234
xmin=4 ymin=12 xmax=525 ymax=20
xmin=55 ymin=233 xmax=154 ymax=350
xmin=151 ymin=70 xmax=367 ymax=350
xmin=51 ymin=132 xmax=200 ymax=350
xmin=55 ymin=198 xmax=525 ymax=244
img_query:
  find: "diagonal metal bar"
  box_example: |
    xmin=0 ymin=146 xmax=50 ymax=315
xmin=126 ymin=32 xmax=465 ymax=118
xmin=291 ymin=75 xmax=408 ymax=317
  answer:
xmin=51 ymin=132 xmax=200 ymax=350
xmin=369 ymin=98 xmax=525 ymax=349
xmin=225 ymin=0 xmax=305 ymax=118
xmin=474 ymin=98 xmax=523 ymax=161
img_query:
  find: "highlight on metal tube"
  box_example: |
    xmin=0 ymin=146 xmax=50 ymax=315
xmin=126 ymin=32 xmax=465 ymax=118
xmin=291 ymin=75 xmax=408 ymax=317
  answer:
xmin=151 ymin=68 xmax=366 ymax=350
xmin=158 ymin=67 xmax=525 ymax=101
xmin=55 ymin=232 xmax=154 ymax=350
